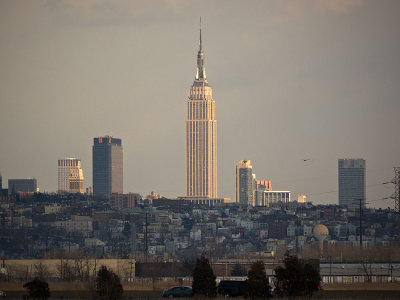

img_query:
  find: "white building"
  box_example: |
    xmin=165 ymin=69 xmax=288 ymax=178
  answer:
xmin=58 ymin=158 xmax=84 ymax=194
xmin=256 ymin=191 xmax=291 ymax=207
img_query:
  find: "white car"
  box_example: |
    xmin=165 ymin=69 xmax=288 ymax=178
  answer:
xmin=0 ymin=291 xmax=6 ymax=297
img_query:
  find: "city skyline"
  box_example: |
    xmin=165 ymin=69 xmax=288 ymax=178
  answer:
xmin=1 ymin=1 xmax=400 ymax=208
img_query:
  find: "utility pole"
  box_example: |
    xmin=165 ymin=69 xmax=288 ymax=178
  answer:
xmin=395 ymin=168 xmax=400 ymax=240
xmin=384 ymin=167 xmax=400 ymax=241
xmin=355 ymin=198 xmax=364 ymax=248
xmin=145 ymin=212 xmax=148 ymax=262
xmin=359 ymin=198 xmax=363 ymax=248
xmin=129 ymin=222 xmax=135 ymax=281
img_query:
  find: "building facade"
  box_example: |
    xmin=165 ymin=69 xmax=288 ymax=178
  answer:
xmin=58 ymin=158 xmax=84 ymax=194
xmin=110 ymin=193 xmax=137 ymax=210
xmin=338 ymin=158 xmax=366 ymax=210
xmin=236 ymin=160 xmax=255 ymax=206
xmin=256 ymin=180 xmax=272 ymax=192
xmin=54 ymin=215 xmax=93 ymax=237
xmin=256 ymin=191 xmax=291 ymax=207
xmin=297 ymin=194 xmax=307 ymax=203
xmin=185 ymin=22 xmax=217 ymax=199
xmin=93 ymin=136 xmax=123 ymax=196
xmin=8 ymin=179 xmax=37 ymax=194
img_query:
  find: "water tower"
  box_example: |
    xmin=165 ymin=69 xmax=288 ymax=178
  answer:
xmin=313 ymin=224 xmax=329 ymax=257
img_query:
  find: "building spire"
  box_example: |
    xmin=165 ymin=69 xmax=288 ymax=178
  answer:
xmin=196 ymin=17 xmax=207 ymax=81
xmin=199 ymin=17 xmax=202 ymax=51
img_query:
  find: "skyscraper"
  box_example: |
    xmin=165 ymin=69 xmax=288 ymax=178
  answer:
xmin=93 ymin=136 xmax=123 ymax=196
xmin=58 ymin=158 xmax=84 ymax=194
xmin=185 ymin=20 xmax=217 ymax=198
xmin=236 ymin=160 xmax=254 ymax=206
xmin=338 ymin=158 xmax=366 ymax=210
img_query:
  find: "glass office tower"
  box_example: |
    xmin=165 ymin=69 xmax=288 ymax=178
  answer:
xmin=338 ymin=158 xmax=366 ymax=210
xmin=93 ymin=136 xmax=123 ymax=196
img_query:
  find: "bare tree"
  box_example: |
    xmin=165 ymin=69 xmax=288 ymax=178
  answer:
xmin=34 ymin=262 xmax=50 ymax=280
xmin=361 ymin=262 xmax=372 ymax=282
xmin=57 ymin=259 xmax=75 ymax=281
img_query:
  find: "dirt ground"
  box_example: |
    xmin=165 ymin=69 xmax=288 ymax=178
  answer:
xmin=0 ymin=279 xmax=184 ymax=291
xmin=1 ymin=281 xmax=400 ymax=299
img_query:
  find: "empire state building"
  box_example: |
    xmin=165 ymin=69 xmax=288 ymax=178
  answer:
xmin=185 ymin=22 xmax=217 ymax=198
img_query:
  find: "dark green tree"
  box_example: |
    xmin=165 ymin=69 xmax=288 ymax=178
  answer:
xmin=231 ymin=263 xmax=247 ymax=276
xmin=183 ymin=259 xmax=196 ymax=276
xmin=96 ymin=265 xmax=123 ymax=300
xmin=274 ymin=254 xmax=320 ymax=297
xmin=23 ymin=278 xmax=50 ymax=300
xmin=243 ymin=261 xmax=270 ymax=299
xmin=304 ymin=263 xmax=321 ymax=294
xmin=182 ymin=217 xmax=195 ymax=230
xmin=192 ymin=255 xmax=216 ymax=298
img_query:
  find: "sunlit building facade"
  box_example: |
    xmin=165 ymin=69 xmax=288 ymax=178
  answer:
xmin=257 ymin=191 xmax=291 ymax=207
xmin=236 ymin=160 xmax=255 ymax=206
xmin=185 ymin=22 xmax=217 ymax=199
xmin=58 ymin=158 xmax=84 ymax=194
xmin=256 ymin=180 xmax=272 ymax=192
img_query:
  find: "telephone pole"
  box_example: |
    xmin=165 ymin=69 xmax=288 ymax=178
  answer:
xmin=145 ymin=212 xmax=148 ymax=262
xmin=360 ymin=198 xmax=362 ymax=247
xmin=356 ymin=198 xmax=364 ymax=247
xmin=394 ymin=168 xmax=400 ymax=240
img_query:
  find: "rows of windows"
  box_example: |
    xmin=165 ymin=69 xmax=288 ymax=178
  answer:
xmin=186 ymin=120 xmax=217 ymax=197
xmin=187 ymin=100 xmax=215 ymax=120
xmin=58 ymin=159 xmax=81 ymax=167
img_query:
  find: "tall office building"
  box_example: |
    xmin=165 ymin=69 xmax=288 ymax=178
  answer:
xmin=236 ymin=160 xmax=254 ymax=206
xmin=338 ymin=158 xmax=366 ymax=210
xmin=8 ymin=179 xmax=37 ymax=194
xmin=93 ymin=136 xmax=123 ymax=196
xmin=58 ymin=158 xmax=84 ymax=194
xmin=185 ymin=21 xmax=217 ymax=198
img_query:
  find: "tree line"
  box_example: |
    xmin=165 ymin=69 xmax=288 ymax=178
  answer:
xmin=192 ymin=252 xmax=321 ymax=299
xmin=21 ymin=252 xmax=319 ymax=299
xmin=23 ymin=265 xmax=122 ymax=300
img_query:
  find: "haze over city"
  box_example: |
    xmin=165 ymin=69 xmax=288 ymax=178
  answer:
xmin=1 ymin=0 xmax=399 ymax=208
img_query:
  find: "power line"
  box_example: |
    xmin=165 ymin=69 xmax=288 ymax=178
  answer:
xmin=306 ymin=183 xmax=384 ymax=197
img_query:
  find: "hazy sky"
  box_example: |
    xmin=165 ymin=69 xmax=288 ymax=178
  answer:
xmin=1 ymin=0 xmax=399 ymax=208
